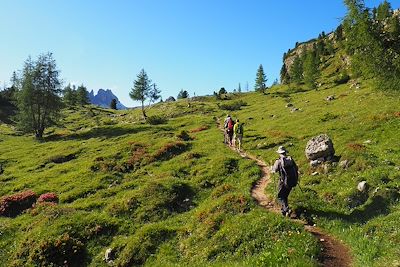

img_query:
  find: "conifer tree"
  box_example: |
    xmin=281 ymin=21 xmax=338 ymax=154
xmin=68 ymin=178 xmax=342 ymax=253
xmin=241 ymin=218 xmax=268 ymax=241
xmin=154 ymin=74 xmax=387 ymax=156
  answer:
xmin=130 ymin=69 xmax=160 ymax=119
xmin=16 ymin=53 xmax=63 ymax=138
xmin=303 ymin=50 xmax=319 ymax=89
xmin=110 ymin=99 xmax=117 ymax=110
xmin=177 ymin=89 xmax=189 ymax=99
xmin=290 ymin=56 xmax=303 ymax=84
xmin=76 ymin=84 xmax=89 ymax=106
xmin=254 ymin=64 xmax=267 ymax=93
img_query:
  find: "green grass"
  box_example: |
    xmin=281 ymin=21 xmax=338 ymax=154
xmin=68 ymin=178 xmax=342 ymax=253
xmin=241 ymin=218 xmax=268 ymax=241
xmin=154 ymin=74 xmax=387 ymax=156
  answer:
xmin=1 ymin=55 xmax=399 ymax=266
xmin=0 ymin=98 xmax=320 ymax=266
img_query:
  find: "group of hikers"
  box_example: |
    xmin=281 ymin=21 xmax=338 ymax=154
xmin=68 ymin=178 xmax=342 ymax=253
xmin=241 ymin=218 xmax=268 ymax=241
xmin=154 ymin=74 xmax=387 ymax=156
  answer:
xmin=223 ymin=114 xmax=244 ymax=151
xmin=222 ymin=114 xmax=299 ymax=217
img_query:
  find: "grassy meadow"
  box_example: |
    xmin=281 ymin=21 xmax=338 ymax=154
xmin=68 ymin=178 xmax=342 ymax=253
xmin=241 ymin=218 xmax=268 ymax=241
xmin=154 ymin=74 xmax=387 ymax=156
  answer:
xmin=0 ymin=68 xmax=399 ymax=266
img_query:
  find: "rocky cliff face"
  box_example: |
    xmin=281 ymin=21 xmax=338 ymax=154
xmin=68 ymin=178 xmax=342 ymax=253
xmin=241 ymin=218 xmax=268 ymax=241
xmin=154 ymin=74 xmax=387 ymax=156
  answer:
xmin=89 ymin=89 xmax=127 ymax=109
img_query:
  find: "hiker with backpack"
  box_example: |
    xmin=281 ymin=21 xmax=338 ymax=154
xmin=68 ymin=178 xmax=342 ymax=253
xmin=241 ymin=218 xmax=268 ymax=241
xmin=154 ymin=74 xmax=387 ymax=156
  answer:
xmin=233 ymin=119 xmax=244 ymax=151
xmin=223 ymin=114 xmax=232 ymax=144
xmin=271 ymin=146 xmax=299 ymax=217
xmin=225 ymin=115 xmax=234 ymax=146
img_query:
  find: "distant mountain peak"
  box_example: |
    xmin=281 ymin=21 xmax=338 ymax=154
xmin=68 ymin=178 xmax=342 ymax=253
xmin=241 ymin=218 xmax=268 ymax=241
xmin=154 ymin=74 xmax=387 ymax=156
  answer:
xmin=89 ymin=89 xmax=127 ymax=109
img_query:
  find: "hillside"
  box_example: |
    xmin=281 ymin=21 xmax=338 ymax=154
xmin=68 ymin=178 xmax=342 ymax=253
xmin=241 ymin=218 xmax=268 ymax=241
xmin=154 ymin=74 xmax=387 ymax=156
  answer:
xmin=1 ymin=70 xmax=399 ymax=266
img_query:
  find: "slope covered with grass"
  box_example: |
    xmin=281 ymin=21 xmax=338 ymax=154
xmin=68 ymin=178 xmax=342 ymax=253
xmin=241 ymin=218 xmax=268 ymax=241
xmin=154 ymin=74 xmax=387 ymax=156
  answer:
xmin=0 ymin=101 xmax=319 ymax=266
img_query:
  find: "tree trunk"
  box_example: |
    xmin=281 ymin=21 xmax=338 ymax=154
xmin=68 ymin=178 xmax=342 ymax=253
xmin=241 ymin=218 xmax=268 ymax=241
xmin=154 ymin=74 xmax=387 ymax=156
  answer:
xmin=141 ymin=101 xmax=147 ymax=119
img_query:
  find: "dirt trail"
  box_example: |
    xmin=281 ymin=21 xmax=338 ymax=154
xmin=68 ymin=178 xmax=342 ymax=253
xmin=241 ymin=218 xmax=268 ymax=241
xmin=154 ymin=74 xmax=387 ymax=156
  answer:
xmin=218 ymin=120 xmax=352 ymax=267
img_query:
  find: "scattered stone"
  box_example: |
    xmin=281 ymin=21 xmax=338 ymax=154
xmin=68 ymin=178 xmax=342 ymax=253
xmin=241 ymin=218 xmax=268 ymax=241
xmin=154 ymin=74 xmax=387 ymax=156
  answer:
xmin=320 ymin=238 xmax=325 ymax=242
xmin=305 ymin=134 xmax=335 ymax=161
xmin=339 ymin=160 xmax=351 ymax=169
xmin=357 ymin=181 xmax=368 ymax=192
xmin=326 ymin=95 xmax=335 ymax=101
xmin=286 ymin=103 xmax=293 ymax=108
xmin=287 ymin=142 xmax=294 ymax=147
xmin=373 ymin=187 xmax=380 ymax=194
xmin=104 ymin=248 xmax=115 ymax=265
xmin=312 ymin=172 xmax=319 ymax=176
xmin=291 ymin=108 xmax=299 ymax=112
xmin=363 ymin=140 xmax=372 ymax=144
xmin=395 ymin=166 xmax=400 ymax=171
xmin=310 ymin=160 xmax=322 ymax=167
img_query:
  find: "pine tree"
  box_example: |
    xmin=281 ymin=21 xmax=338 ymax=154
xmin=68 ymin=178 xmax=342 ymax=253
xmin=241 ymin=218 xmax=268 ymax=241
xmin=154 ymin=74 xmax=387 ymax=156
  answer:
xmin=63 ymin=84 xmax=76 ymax=106
xmin=110 ymin=99 xmax=117 ymax=110
xmin=129 ymin=69 xmax=160 ymax=119
xmin=177 ymin=89 xmax=189 ymax=99
xmin=16 ymin=53 xmax=63 ymax=138
xmin=76 ymin=84 xmax=89 ymax=106
xmin=238 ymin=83 xmax=242 ymax=93
xmin=290 ymin=56 xmax=303 ymax=84
xmin=280 ymin=64 xmax=290 ymax=84
xmin=303 ymin=50 xmax=319 ymax=89
xmin=344 ymin=0 xmax=400 ymax=91
xmin=254 ymin=64 xmax=267 ymax=93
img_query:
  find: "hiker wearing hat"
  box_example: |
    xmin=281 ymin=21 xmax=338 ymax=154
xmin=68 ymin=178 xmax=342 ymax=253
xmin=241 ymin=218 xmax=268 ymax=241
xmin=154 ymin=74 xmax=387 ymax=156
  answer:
xmin=272 ymin=146 xmax=299 ymax=217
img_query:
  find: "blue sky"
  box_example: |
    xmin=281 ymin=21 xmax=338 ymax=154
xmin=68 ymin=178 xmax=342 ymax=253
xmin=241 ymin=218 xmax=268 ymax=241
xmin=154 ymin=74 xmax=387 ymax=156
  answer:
xmin=0 ymin=0 xmax=398 ymax=107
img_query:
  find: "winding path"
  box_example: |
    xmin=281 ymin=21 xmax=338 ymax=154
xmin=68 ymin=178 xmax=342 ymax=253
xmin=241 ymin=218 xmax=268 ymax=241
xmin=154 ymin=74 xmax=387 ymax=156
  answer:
xmin=218 ymin=120 xmax=352 ymax=267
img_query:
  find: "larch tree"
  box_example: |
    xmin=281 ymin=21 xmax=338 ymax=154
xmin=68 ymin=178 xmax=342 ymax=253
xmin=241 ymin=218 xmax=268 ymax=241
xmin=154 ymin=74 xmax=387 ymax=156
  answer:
xmin=129 ymin=69 xmax=160 ymax=119
xmin=16 ymin=53 xmax=63 ymax=139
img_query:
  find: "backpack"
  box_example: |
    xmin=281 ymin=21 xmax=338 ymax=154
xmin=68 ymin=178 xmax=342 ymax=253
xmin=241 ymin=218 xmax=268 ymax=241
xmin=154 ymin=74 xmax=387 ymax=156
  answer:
xmin=227 ymin=119 xmax=234 ymax=131
xmin=237 ymin=123 xmax=243 ymax=134
xmin=280 ymin=156 xmax=298 ymax=188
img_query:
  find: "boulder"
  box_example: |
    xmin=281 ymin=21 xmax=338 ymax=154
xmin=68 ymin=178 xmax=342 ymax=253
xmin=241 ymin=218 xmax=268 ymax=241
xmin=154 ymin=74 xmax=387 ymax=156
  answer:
xmin=357 ymin=181 xmax=368 ymax=192
xmin=286 ymin=103 xmax=293 ymax=108
xmin=305 ymin=134 xmax=335 ymax=161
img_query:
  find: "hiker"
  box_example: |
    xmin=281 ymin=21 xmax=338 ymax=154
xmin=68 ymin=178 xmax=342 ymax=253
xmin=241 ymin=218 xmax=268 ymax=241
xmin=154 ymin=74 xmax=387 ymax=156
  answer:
xmin=223 ymin=114 xmax=232 ymax=144
xmin=224 ymin=115 xmax=234 ymax=146
xmin=233 ymin=119 xmax=244 ymax=151
xmin=271 ymin=146 xmax=299 ymax=217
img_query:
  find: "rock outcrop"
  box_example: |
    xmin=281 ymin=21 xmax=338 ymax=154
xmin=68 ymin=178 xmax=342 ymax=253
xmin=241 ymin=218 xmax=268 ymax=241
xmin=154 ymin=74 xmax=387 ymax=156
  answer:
xmin=305 ymin=134 xmax=335 ymax=161
xmin=89 ymin=89 xmax=127 ymax=109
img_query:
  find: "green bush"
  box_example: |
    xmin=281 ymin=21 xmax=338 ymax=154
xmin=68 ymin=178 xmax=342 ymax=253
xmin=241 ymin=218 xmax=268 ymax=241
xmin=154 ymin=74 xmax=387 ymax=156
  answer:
xmin=218 ymin=100 xmax=247 ymax=111
xmin=146 ymin=115 xmax=167 ymax=125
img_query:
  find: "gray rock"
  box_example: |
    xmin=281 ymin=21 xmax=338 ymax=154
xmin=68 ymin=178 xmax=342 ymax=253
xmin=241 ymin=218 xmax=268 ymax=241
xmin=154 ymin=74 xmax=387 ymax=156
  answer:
xmin=357 ymin=181 xmax=368 ymax=192
xmin=305 ymin=134 xmax=335 ymax=161
xmin=363 ymin=140 xmax=372 ymax=144
xmin=311 ymin=172 xmax=319 ymax=176
xmin=286 ymin=103 xmax=293 ymax=108
xmin=395 ymin=166 xmax=400 ymax=171
xmin=339 ymin=160 xmax=351 ymax=169
xmin=326 ymin=95 xmax=335 ymax=101
xmin=310 ymin=160 xmax=322 ymax=167
xmin=291 ymin=108 xmax=299 ymax=112
xmin=104 ymin=248 xmax=115 ymax=264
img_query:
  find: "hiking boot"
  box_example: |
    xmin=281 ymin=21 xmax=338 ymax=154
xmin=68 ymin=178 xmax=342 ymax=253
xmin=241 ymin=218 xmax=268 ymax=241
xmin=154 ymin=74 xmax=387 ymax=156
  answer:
xmin=286 ymin=209 xmax=292 ymax=217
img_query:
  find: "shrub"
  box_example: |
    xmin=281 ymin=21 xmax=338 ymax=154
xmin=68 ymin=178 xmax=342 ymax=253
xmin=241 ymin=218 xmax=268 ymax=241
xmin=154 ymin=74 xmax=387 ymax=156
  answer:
xmin=189 ymin=125 xmax=209 ymax=133
xmin=152 ymin=141 xmax=190 ymax=162
xmin=218 ymin=100 xmax=247 ymax=111
xmin=146 ymin=115 xmax=167 ymax=125
xmin=13 ymin=233 xmax=86 ymax=267
xmin=176 ymin=130 xmax=192 ymax=141
xmin=0 ymin=190 xmax=37 ymax=217
xmin=38 ymin=192 xmax=59 ymax=204
xmin=334 ymin=73 xmax=350 ymax=85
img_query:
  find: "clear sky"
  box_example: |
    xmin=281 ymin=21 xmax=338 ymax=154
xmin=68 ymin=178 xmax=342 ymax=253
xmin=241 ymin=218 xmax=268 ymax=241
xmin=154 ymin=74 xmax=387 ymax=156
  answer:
xmin=0 ymin=0 xmax=398 ymax=107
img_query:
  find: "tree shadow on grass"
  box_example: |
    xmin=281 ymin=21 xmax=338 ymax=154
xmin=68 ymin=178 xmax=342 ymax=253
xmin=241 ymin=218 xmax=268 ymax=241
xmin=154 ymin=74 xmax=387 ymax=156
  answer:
xmin=44 ymin=125 xmax=153 ymax=141
xmin=296 ymin=194 xmax=394 ymax=225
